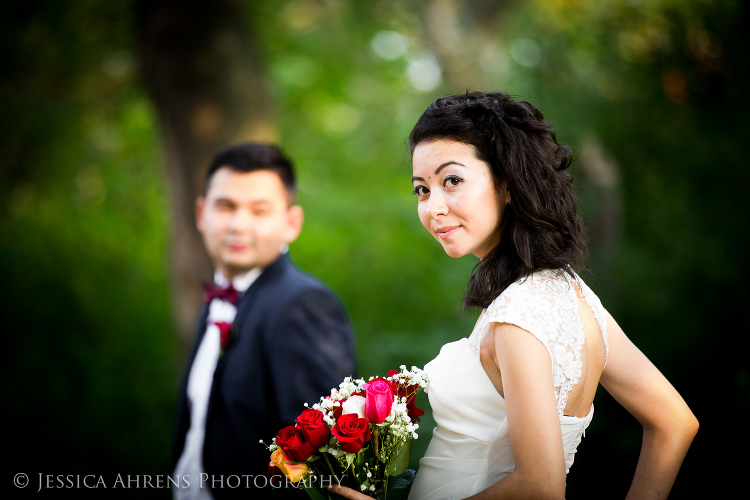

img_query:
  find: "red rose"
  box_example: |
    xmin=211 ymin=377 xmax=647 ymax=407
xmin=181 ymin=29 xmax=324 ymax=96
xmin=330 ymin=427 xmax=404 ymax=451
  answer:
xmin=331 ymin=413 xmax=371 ymax=453
xmin=274 ymin=426 xmax=316 ymax=462
xmin=332 ymin=401 xmax=343 ymax=421
xmin=405 ymin=399 xmax=424 ymax=422
xmin=387 ymin=370 xmax=403 ymax=390
xmin=295 ymin=409 xmax=330 ymax=449
xmin=388 ymin=370 xmax=424 ymax=423
xmin=327 ymin=397 xmax=344 ymax=421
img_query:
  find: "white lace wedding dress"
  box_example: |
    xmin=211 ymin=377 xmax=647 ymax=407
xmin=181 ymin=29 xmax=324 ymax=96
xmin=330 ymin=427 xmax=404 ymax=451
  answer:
xmin=409 ymin=269 xmax=609 ymax=499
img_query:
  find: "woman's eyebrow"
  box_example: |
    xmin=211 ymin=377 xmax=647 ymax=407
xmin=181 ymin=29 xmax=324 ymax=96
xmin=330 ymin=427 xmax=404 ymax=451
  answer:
xmin=412 ymin=161 xmax=467 ymax=182
xmin=435 ymin=161 xmax=466 ymax=175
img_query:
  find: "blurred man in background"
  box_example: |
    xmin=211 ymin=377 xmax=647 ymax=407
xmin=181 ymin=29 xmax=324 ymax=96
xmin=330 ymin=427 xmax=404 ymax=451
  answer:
xmin=172 ymin=143 xmax=356 ymax=499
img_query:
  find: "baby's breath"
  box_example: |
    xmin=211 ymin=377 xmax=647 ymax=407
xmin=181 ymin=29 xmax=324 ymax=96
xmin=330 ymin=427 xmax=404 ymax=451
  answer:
xmin=267 ymin=367 xmax=429 ymax=494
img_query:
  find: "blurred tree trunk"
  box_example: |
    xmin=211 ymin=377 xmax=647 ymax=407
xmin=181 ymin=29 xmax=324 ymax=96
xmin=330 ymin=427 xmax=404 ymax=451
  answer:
xmin=424 ymin=0 xmax=516 ymax=89
xmin=136 ymin=0 xmax=276 ymax=345
xmin=578 ymin=134 xmax=622 ymax=260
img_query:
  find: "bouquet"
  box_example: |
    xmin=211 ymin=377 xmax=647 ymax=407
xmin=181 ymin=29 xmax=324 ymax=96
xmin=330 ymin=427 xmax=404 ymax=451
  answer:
xmin=263 ymin=365 xmax=428 ymax=499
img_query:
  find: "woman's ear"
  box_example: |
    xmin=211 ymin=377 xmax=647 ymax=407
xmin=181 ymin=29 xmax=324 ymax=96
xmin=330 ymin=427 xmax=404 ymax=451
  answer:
xmin=500 ymin=182 xmax=511 ymax=206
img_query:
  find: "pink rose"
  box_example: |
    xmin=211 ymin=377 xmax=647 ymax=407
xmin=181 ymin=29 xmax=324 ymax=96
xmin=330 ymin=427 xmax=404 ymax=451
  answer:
xmin=363 ymin=378 xmax=395 ymax=424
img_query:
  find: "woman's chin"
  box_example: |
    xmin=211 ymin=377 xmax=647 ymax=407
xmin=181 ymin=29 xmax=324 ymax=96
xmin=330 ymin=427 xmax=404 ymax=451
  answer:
xmin=441 ymin=244 xmax=467 ymax=259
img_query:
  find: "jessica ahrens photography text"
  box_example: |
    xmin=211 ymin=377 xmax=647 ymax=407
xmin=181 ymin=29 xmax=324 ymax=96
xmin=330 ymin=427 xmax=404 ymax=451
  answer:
xmin=20 ymin=473 xmax=345 ymax=492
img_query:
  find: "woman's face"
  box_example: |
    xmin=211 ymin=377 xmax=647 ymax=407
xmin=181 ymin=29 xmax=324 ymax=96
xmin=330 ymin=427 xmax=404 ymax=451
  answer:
xmin=412 ymin=139 xmax=508 ymax=260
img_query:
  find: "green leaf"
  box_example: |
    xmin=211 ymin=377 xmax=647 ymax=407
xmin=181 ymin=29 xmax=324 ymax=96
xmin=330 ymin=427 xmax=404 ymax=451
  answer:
xmin=386 ymin=469 xmax=416 ymax=500
xmin=304 ymin=486 xmax=328 ymax=500
xmin=385 ymin=439 xmax=410 ymax=477
xmin=345 ymin=452 xmax=356 ymax=469
xmin=388 ymin=469 xmax=416 ymax=490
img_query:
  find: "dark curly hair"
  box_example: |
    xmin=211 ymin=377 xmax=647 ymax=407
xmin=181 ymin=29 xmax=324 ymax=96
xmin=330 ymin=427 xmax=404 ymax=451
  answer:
xmin=408 ymin=91 xmax=586 ymax=309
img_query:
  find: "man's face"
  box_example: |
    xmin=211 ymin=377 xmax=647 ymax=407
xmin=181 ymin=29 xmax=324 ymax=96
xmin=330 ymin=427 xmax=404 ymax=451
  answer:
xmin=196 ymin=168 xmax=303 ymax=278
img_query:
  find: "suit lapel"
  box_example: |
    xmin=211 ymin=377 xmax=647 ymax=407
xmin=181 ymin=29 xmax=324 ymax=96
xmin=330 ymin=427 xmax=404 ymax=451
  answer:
xmin=211 ymin=254 xmax=289 ymax=374
xmin=173 ymin=303 xmax=209 ymax=462
xmin=186 ymin=305 xmax=209 ymax=368
xmin=203 ymin=254 xmax=292 ymax=468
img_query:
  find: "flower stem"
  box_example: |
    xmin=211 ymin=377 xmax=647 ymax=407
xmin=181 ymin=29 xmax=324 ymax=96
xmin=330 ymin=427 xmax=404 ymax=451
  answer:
xmin=323 ymin=452 xmax=336 ymax=476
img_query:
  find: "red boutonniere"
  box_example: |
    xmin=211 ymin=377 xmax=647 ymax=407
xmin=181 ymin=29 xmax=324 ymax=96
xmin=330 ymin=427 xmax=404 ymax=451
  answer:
xmin=213 ymin=321 xmax=236 ymax=355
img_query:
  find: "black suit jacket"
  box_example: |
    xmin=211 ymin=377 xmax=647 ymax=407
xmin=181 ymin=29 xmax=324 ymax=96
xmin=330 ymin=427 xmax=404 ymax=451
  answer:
xmin=173 ymin=254 xmax=356 ymax=498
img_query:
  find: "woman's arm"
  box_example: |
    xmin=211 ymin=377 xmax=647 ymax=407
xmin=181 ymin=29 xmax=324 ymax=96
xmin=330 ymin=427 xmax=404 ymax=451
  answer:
xmin=331 ymin=322 xmax=566 ymax=500
xmin=600 ymin=310 xmax=698 ymax=500
xmin=469 ymin=322 xmax=567 ymax=500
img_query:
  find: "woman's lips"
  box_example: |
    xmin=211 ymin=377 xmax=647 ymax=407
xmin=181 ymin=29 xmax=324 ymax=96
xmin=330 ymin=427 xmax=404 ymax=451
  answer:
xmin=437 ymin=226 xmax=460 ymax=239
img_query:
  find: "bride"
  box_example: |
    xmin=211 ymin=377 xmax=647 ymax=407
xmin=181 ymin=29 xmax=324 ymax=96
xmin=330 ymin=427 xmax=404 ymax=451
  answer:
xmin=332 ymin=91 xmax=697 ymax=499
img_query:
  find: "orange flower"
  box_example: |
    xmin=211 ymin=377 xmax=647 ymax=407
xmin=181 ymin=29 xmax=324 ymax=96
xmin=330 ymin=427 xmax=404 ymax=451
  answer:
xmin=269 ymin=449 xmax=310 ymax=483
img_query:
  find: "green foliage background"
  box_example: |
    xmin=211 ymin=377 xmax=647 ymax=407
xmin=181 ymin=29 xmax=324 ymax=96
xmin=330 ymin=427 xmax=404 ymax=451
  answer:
xmin=2 ymin=0 xmax=747 ymax=498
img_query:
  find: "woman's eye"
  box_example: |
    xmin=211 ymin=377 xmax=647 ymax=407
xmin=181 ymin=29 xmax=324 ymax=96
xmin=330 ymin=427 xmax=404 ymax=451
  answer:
xmin=413 ymin=185 xmax=429 ymax=196
xmin=444 ymin=176 xmax=463 ymax=188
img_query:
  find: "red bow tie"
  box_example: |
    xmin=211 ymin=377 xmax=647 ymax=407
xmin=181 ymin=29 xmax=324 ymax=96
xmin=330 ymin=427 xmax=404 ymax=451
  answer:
xmin=202 ymin=282 xmax=241 ymax=305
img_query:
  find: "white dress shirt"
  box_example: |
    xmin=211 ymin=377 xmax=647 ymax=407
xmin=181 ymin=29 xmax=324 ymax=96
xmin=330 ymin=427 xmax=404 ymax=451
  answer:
xmin=173 ymin=268 xmax=262 ymax=500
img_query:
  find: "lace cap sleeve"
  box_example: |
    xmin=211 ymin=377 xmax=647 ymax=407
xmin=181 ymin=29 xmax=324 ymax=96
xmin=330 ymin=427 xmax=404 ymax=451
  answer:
xmin=482 ymin=277 xmax=556 ymax=363
xmin=474 ymin=271 xmax=587 ymax=416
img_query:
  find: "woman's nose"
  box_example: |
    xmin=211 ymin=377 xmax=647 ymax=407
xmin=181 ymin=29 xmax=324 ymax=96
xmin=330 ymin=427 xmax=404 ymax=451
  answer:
xmin=427 ymin=192 xmax=448 ymax=218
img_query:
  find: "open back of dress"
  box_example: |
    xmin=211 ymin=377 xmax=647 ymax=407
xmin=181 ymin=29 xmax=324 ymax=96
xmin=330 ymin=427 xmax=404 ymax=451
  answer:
xmin=409 ymin=270 xmax=609 ymax=500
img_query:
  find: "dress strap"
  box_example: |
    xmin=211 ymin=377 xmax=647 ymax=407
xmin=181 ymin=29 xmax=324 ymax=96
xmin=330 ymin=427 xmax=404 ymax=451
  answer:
xmin=469 ymin=270 xmax=591 ymax=417
xmin=571 ymin=273 xmax=609 ymax=367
